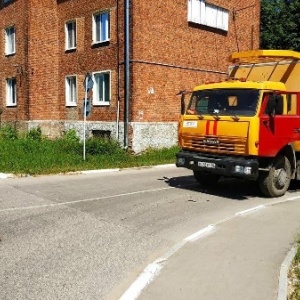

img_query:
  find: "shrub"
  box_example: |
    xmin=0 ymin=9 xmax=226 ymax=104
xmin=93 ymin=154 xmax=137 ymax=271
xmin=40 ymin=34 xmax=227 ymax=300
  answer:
xmin=0 ymin=125 xmax=18 ymax=140
xmin=26 ymin=127 xmax=42 ymax=141
xmin=63 ymin=129 xmax=80 ymax=143
xmin=85 ymin=137 xmax=123 ymax=155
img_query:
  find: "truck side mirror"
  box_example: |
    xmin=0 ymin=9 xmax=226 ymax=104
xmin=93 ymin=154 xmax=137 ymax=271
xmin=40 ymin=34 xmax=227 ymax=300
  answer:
xmin=177 ymin=90 xmax=187 ymax=115
xmin=181 ymin=94 xmax=185 ymax=115
xmin=266 ymin=94 xmax=283 ymax=116
xmin=274 ymin=95 xmax=283 ymax=115
xmin=266 ymin=96 xmax=276 ymax=116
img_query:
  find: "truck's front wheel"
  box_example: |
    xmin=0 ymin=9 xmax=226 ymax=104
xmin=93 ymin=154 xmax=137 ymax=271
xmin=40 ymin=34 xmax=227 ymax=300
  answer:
xmin=193 ymin=171 xmax=220 ymax=187
xmin=258 ymin=155 xmax=291 ymax=197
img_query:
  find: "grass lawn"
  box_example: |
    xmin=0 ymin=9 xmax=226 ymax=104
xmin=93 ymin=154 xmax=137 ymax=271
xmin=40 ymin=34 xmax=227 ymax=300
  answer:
xmin=288 ymin=239 xmax=300 ymax=300
xmin=0 ymin=126 xmax=179 ymax=176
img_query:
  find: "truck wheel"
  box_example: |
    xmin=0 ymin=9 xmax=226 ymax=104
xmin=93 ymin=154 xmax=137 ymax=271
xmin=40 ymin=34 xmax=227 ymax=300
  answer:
xmin=258 ymin=155 xmax=291 ymax=197
xmin=193 ymin=171 xmax=220 ymax=187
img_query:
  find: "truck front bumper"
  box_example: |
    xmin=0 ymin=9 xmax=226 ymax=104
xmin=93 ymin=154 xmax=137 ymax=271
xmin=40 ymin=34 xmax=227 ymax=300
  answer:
xmin=176 ymin=150 xmax=259 ymax=180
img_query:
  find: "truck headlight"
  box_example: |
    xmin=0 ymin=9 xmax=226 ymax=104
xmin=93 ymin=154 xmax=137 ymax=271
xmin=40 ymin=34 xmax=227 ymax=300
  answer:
xmin=234 ymin=165 xmax=252 ymax=175
xmin=177 ymin=158 xmax=185 ymax=165
xmin=243 ymin=167 xmax=252 ymax=175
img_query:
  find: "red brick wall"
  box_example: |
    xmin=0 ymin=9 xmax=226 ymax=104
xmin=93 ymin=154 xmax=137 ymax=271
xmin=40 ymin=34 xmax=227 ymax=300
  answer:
xmin=56 ymin=0 xmax=120 ymax=122
xmin=27 ymin=0 xmax=60 ymax=120
xmin=0 ymin=0 xmax=260 ymax=132
xmin=130 ymin=0 xmax=261 ymax=122
xmin=0 ymin=0 xmax=29 ymax=123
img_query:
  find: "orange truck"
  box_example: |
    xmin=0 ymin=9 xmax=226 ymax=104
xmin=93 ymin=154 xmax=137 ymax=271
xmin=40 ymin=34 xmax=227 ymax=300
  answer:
xmin=176 ymin=49 xmax=300 ymax=197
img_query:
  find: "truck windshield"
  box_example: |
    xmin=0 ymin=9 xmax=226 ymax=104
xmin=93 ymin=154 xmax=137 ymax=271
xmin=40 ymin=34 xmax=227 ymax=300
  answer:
xmin=187 ymin=89 xmax=260 ymax=117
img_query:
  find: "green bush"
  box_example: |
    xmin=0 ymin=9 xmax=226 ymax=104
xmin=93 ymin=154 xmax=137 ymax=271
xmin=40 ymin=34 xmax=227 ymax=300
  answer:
xmin=26 ymin=127 xmax=42 ymax=141
xmin=63 ymin=129 xmax=79 ymax=143
xmin=85 ymin=138 xmax=124 ymax=155
xmin=0 ymin=125 xmax=18 ymax=140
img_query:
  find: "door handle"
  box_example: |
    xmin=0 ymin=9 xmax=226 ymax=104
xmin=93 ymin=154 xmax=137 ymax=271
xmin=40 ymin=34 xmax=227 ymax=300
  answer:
xmin=263 ymin=120 xmax=269 ymax=126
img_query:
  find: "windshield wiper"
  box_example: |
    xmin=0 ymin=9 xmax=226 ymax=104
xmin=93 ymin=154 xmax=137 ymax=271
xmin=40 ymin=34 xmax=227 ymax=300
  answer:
xmin=227 ymin=111 xmax=240 ymax=121
xmin=209 ymin=109 xmax=221 ymax=120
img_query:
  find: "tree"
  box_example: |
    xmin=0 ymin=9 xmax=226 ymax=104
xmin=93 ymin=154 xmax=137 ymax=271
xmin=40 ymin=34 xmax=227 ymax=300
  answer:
xmin=260 ymin=0 xmax=300 ymax=51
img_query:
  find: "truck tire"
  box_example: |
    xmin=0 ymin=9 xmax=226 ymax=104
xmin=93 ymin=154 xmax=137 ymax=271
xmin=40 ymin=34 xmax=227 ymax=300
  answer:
xmin=193 ymin=170 xmax=220 ymax=187
xmin=258 ymin=155 xmax=291 ymax=197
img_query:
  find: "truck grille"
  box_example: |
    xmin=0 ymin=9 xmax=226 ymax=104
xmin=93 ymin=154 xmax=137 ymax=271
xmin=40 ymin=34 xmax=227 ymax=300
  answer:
xmin=182 ymin=135 xmax=247 ymax=155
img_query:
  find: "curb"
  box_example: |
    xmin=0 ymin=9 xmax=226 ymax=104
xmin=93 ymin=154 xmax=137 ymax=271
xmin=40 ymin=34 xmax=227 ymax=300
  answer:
xmin=0 ymin=173 xmax=15 ymax=179
xmin=278 ymin=243 xmax=298 ymax=300
xmin=0 ymin=164 xmax=176 ymax=179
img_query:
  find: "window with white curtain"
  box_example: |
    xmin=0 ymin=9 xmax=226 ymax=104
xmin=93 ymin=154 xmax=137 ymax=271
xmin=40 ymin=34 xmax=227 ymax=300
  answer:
xmin=93 ymin=71 xmax=111 ymax=105
xmin=65 ymin=76 xmax=77 ymax=106
xmin=6 ymin=78 xmax=17 ymax=106
xmin=188 ymin=0 xmax=229 ymax=31
xmin=5 ymin=26 xmax=15 ymax=55
xmin=92 ymin=11 xmax=110 ymax=44
xmin=65 ymin=20 xmax=76 ymax=50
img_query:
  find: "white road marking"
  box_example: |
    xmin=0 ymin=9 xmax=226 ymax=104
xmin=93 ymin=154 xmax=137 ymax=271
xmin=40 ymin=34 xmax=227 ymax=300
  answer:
xmin=235 ymin=205 xmax=266 ymax=216
xmin=119 ymin=226 xmax=215 ymax=300
xmin=0 ymin=186 xmax=175 ymax=213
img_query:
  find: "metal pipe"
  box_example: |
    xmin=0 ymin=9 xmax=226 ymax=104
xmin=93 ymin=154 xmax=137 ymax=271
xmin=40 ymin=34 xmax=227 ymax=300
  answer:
xmin=116 ymin=0 xmax=120 ymax=141
xmin=124 ymin=0 xmax=130 ymax=149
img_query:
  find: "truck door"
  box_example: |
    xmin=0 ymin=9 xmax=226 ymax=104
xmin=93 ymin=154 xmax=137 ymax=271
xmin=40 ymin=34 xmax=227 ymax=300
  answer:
xmin=259 ymin=92 xmax=300 ymax=157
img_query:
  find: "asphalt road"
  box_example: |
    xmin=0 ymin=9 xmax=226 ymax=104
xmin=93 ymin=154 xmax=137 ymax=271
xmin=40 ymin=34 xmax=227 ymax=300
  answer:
xmin=0 ymin=165 xmax=299 ymax=300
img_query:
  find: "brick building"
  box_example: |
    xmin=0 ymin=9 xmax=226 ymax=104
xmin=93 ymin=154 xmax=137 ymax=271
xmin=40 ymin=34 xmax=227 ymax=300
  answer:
xmin=0 ymin=0 xmax=260 ymax=152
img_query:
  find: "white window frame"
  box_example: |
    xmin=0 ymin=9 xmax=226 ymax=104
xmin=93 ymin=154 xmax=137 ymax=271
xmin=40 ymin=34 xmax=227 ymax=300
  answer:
xmin=5 ymin=25 xmax=16 ymax=55
xmin=65 ymin=75 xmax=77 ymax=106
xmin=92 ymin=11 xmax=110 ymax=44
xmin=6 ymin=78 xmax=17 ymax=106
xmin=65 ymin=20 xmax=77 ymax=50
xmin=92 ymin=70 xmax=111 ymax=106
xmin=188 ymin=0 xmax=229 ymax=32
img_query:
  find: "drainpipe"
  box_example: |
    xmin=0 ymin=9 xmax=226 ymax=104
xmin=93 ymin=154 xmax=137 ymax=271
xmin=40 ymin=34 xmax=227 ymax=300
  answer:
xmin=124 ymin=0 xmax=130 ymax=149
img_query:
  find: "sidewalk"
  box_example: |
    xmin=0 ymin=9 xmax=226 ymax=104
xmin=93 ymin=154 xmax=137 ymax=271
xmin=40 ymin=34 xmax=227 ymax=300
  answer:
xmin=136 ymin=198 xmax=300 ymax=300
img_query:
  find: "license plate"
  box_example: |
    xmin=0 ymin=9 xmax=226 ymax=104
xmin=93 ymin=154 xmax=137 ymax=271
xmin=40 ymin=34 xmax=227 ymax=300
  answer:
xmin=198 ymin=161 xmax=216 ymax=168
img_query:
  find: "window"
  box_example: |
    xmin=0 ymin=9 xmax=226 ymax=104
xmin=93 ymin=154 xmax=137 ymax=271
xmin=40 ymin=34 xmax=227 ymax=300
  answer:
xmin=6 ymin=78 xmax=17 ymax=106
xmin=65 ymin=76 xmax=77 ymax=106
xmin=5 ymin=26 xmax=15 ymax=55
xmin=287 ymin=94 xmax=297 ymax=115
xmin=92 ymin=11 xmax=110 ymax=44
xmin=188 ymin=0 xmax=229 ymax=31
xmin=187 ymin=89 xmax=259 ymax=116
xmin=65 ymin=20 xmax=76 ymax=50
xmin=93 ymin=71 xmax=110 ymax=105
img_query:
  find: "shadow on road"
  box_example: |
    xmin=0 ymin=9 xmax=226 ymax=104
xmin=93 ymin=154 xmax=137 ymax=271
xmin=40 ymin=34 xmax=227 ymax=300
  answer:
xmin=158 ymin=175 xmax=261 ymax=200
xmin=160 ymin=174 xmax=300 ymax=200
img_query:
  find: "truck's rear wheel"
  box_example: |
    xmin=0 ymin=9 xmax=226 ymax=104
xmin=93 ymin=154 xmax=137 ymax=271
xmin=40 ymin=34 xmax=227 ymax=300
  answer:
xmin=258 ymin=155 xmax=291 ymax=197
xmin=193 ymin=171 xmax=220 ymax=187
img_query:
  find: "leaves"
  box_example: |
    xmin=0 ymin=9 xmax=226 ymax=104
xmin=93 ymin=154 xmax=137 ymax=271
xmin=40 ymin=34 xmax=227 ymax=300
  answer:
xmin=260 ymin=0 xmax=300 ymax=50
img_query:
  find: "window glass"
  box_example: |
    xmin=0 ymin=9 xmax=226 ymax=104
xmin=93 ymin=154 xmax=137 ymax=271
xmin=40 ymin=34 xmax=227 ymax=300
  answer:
xmin=287 ymin=94 xmax=297 ymax=115
xmin=93 ymin=11 xmax=110 ymax=43
xmin=93 ymin=71 xmax=110 ymax=104
xmin=66 ymin=21 xmax=76 ymax=50
xmin=6 ymin=78 xmax=17 ymax=106
xmin=187 ymin=89 xmax=259 ymax=116
xmin=5 ymin=26 xmax=15 ymax=55
xmin=188 ymin=0 xmax=228 ymax=31
xmin=65 ymin=76 xmax=77 ymax=105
